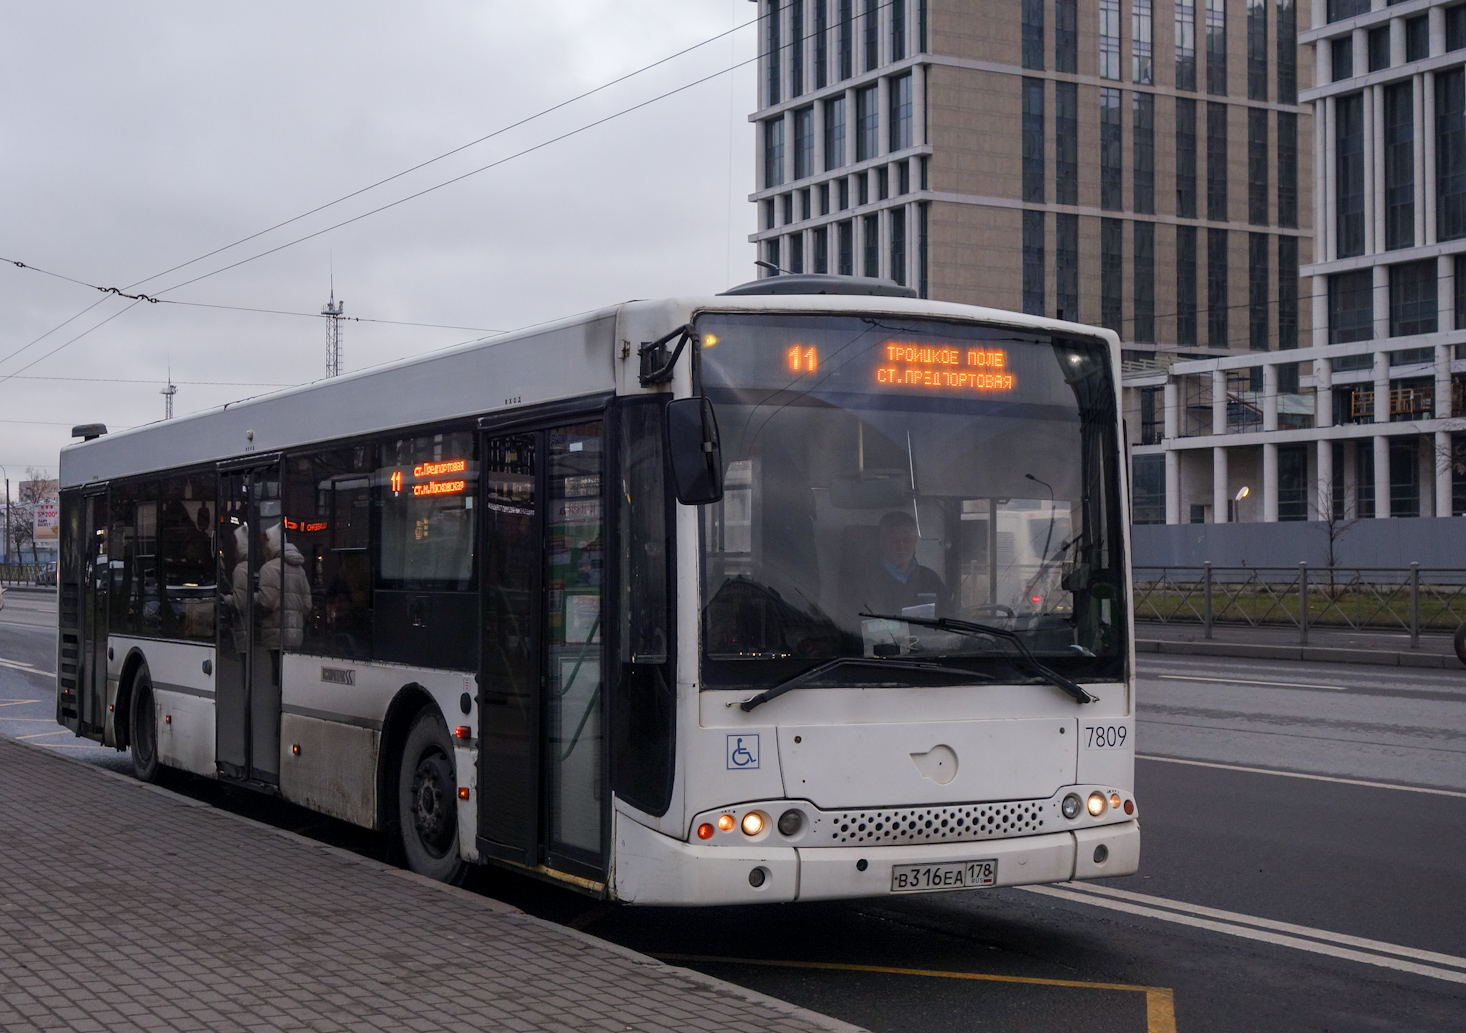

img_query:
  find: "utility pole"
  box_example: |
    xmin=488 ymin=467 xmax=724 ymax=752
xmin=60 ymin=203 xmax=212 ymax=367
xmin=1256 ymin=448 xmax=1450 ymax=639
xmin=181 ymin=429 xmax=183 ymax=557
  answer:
xmin=323 ymin=282 xmax=345 ymax=378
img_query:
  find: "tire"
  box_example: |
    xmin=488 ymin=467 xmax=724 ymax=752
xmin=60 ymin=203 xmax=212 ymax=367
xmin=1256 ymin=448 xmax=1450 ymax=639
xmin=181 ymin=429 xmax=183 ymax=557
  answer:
xmin=129 ymin=666 xmax=160 ymax=783
xmin=1455 ymin=623 xmax=1466 ymax=667
xmin=397 ymin=707 xmax=468 ymax=885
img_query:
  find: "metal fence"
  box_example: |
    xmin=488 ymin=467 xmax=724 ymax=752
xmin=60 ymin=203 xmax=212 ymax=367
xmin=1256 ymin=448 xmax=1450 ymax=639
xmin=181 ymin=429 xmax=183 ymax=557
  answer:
xmin=1133 ymin=564 xmax=1466 ymax=646
xmin=0 ymin=564 xmax=51 ymax=587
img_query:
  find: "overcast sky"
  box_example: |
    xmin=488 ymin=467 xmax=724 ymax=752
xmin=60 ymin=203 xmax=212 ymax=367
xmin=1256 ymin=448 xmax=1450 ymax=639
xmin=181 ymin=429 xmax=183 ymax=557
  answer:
xmin=0 ymin=1 xmax=758 ymax=479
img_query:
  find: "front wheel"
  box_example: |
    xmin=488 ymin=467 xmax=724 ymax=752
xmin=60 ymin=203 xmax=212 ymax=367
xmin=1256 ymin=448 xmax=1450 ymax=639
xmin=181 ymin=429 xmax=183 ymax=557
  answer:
xmin=1455 ymin=623 xmax=1466 ymax=667
xmin=129 ymin=666 xmax=160 ymax=783
xmin=397 ymin=708 xmax=468 ymax=885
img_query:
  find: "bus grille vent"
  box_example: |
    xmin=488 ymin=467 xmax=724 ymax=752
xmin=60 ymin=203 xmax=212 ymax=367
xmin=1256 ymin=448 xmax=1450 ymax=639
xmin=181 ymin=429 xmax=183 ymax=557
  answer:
xmin=826 ymin=800 xmax=1054 ymax=845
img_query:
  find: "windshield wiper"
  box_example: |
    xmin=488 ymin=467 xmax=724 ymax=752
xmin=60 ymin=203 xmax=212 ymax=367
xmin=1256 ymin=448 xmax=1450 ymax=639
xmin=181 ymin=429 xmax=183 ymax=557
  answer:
xmin=860 ymin=613 xmax=1099 ymax=705
xmin=737 ymin=656 xmax=993 ymax=713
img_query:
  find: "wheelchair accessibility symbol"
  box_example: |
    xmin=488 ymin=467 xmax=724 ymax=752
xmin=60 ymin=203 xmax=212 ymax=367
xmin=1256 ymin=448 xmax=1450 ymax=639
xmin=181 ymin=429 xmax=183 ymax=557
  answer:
xmin=727 ymin=734 xmax=759 ymax=770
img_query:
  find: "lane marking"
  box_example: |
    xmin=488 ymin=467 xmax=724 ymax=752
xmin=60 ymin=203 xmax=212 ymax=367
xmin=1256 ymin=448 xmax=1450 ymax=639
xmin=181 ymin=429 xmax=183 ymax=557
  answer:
xmin=1150 ymin=673 xmax=1348 ymax=692
xmin=1022 ymin=885 xmax=1466 ymax=986
xmin=652 ymin=953 xmax=1176 ymax=1033
xmin=1137 ymin=754 xmax=1466 ymax=799
xmin=0 ymin=658 xmax=54 ymax=675
xmin=17 ymin=729 xmax=71 ymax=740
xmin=0 ymin=699 xmax=43 ymax=708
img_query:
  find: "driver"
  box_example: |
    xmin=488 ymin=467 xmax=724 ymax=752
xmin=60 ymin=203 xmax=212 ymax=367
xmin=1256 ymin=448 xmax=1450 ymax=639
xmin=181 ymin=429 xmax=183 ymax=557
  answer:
xmin=862 ymin=510 xmax=949 ymax=618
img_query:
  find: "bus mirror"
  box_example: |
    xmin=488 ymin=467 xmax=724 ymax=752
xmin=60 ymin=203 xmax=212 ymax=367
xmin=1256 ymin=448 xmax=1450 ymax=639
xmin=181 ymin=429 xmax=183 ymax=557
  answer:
xmin=666 ymin=397 xmax=724 ymax=505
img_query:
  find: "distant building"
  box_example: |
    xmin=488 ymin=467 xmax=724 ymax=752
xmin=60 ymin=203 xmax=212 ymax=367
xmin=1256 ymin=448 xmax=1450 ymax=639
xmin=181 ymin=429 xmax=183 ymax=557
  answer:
xmin=745 ymin=1 xmax=1344 ymax=529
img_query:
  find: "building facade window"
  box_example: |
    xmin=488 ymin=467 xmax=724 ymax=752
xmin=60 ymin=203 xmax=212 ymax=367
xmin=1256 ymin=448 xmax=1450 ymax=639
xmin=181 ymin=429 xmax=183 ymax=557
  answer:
xmin=1132 ymin=455 xmax=1166 ymax=524
xmin=1277 ymin=0 xmax=1298 ymax=103
xmin=1134 ymin=221 xmax=1156 ymax=342
xmin=890 ymin=207 xmax=907 ymax=285
xmin=825 ymin=96 xmax=847 ymax=171
xmin=1278 ymin=235 xmax=1299 ymax=349
xmin=1208 ymin=228 xmax=1229 ymax=348
xmin=1176 ymin=0 xmax=1197 ymax=91
xmin=788 ymin=231 xmax=804 ymax=273
xmin=1327 ymin=0 xmax=1370 ymax=22
xmin=856 ymin=84 xmax=878 ymax=161
xmin=1278 ymin=111 xmax=1298 ymax=227
xmin=814 ymin=0 xmax=828 ymax=88
xmin=839 ymin=0 xmax=853 ymax=79
xmin=764 ymin=237 xmax=781 ymax=273
xmin=1438 ymin=69 xmax=1466 ymax=241
xmin=1247 ymin=0 xmax=1267 ymax=100
xmin=791 ymin=0 xmax=805 ymax=97
xmin=1368 ymin=26 xmax=1389 ymax=72
xmin=1336 ymin=93 xmax=1365 ymax=258
xmin=864 ymin=0 xmax=878 ymax=71
xmin=1023 ymin=209 xmax=1045 ymax=315
xmin=1100 ymin=0 xmax=1121 ymax=80
xmin=1056 ymin=0 xmax=1078 ymax=74
xmin=1102 ymin=218 xmax=1123 ymax=331
xmin=1456 ymin=255 xmax=1466 ymax=329
xmin=1406 ymin=15 xmax=1429 ymax=62
xmin=891 ymin=0 xmax=906 ymax=60
xmin=1056 ymin=212 xmax=1079 ymax=320
xmin=1249 ymin=232 xmax=1270 ymax=350
xmin=1134 ymin=0 xmax=1154 ymax=83
xmin=1278 ymin=445 xmax=1309 ymax=520
xmin=862 ymin=213 xmax=879 ymax=276
xmin=838 ymin=219 xmax=854 ymax=275
xmin=890 ymin=74 xmax=913 ymax=152
xmin=1450 ymin=4 xmax=1466 ymax=52
xmin=767 ymin=1 xmax=782 ymax=106
xmin=1101 ymin=88 xmax=1123 ymax=210
xmin=918 ymin=201 xmax=928 ymax=297
xmin=1177 ymin=98 xmax=1198 ymax=217
xmin=1390 ymin=259 xmax=1438 ymax=336
xmin=813 ymin=226 xmax=828 ymax=273
xmin=764 ymin=117 xmax=785 ymax=188
xmin=1056 ymin=81 xmax=1079 ymax=205
xmin=1023 ymin=78 xmax=1045 ymax=203
xmin=1385 ymin=81 xmax=1416 ymax=250
xmin=1335 ymin=37 xmax=1357 ymax=83
xmin=1207 ymin=102 xmax=1229 ymax=221
xmin=794 ymin=106 xmax=814 ymax=180
xmin=1022 ymin=0 xmax=1044 ymax=69
xmin=1205 ymin=0 xmax=1227 ymax=95
xmin=1329 ymin=269 xmax=1373 ymax=343
xmin=1249 ymin=107 xmax=1269 ymax=224
xmin=1134 ymin=93 xmax=1155 ymax=213
xmin=1177 ymin=225 xmax=1199 ymax=344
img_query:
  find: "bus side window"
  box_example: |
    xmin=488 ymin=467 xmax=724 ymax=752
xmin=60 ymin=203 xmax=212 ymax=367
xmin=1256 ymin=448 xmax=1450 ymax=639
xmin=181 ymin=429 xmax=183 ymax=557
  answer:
xmin=284 ymin=448 xmax=374 ymax=660
xmin=613 ymin=401 xmax=675 ymax=817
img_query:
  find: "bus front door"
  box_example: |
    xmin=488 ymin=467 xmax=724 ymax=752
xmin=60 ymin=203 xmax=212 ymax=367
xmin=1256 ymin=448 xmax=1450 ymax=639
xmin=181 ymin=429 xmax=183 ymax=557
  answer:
xmin=215 ymin=461 xmax=284 ymax=786
xmin=478 ymin=422 xmax=607 ymax=884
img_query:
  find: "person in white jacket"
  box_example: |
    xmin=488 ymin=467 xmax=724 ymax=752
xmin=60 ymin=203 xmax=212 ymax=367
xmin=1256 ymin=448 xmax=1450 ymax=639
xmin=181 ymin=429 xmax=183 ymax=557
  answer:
xmin=256 ymin=523 xmax=310 ymax=653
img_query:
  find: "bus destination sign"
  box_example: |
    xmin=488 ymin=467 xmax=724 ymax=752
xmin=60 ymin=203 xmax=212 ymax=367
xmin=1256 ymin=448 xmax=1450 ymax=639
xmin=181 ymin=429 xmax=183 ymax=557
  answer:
xmin=784 ymin=341 xmax=1015 ymax=393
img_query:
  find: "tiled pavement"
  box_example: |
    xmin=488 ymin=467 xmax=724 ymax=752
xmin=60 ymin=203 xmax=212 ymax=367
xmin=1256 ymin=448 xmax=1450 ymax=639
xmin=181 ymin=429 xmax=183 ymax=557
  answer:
xmin=0 ymin=736 xmax=863 ymax=1033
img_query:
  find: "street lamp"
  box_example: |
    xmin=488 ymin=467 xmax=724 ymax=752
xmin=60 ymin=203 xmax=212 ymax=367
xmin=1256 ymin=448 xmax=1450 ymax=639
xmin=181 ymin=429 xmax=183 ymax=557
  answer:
xmin=0 ymin=464 xmax=9 ymax=574
xmin=1233 ymin=485 xmax=1250 ymax=523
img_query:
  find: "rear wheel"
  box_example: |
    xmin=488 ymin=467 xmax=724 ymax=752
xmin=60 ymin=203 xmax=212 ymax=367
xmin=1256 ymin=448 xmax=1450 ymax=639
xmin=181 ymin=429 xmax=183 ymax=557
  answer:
xmin=397 ymin=708 xmax=468 ymax=884
xmin=1455 ymin=623 xmax=1466 ymax=667
xmin=129 ymin=667 xmax=160 ymax=783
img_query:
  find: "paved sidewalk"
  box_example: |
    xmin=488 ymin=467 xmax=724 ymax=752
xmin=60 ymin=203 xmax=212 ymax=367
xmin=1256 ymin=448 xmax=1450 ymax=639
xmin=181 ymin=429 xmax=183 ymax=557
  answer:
xmin=0 ymin=736 xmax=863 ymax=1033
xmin=1137 ymin=621 xmax=1465 ymax=669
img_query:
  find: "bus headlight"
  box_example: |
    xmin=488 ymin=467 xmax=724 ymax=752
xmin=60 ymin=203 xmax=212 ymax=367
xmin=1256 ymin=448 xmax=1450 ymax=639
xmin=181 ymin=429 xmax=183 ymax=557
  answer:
xmin=1086 ymin=792 xmax=1106 ymax=816
xmin=777 ymin=809 xmax=803 ymax=836
xmin=741 ymin=811 xmax=766 ymax=836
xmin=1061 ymin=793 xmax=1082 ymax=819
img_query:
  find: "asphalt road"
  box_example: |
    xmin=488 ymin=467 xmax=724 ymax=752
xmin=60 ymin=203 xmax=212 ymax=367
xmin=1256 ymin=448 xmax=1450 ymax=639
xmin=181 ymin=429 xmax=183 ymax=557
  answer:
xmin=4 ymin=591 xmax=1464 ymax=1032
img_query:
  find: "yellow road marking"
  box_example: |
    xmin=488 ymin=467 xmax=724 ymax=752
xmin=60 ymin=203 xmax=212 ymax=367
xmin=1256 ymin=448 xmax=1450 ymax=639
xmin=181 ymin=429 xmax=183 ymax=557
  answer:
xmin=652 ymin=954 xmax=1176 ymax=1033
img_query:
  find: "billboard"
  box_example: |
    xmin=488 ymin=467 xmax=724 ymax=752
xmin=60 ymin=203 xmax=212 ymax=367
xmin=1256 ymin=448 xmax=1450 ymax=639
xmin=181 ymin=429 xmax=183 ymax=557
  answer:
xmin=33 ymin=498 xmax=59 ymax=541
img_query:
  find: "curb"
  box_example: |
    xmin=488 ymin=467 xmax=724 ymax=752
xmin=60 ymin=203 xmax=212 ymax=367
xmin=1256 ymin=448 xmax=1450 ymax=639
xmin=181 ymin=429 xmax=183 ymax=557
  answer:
xmin=0 ymin=732 xmax=870 ymax=1033
xmin=1136 ymin=638 xmax=1465 ymax=669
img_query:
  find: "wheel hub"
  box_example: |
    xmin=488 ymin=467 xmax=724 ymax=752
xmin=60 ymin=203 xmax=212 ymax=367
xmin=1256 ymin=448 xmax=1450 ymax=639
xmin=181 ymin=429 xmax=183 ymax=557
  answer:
xmin=410 ymin=752 xmax=456 ymax=858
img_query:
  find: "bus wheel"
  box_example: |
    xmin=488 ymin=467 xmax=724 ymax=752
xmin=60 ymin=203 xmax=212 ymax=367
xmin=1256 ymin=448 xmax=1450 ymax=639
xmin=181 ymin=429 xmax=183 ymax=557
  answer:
xmin=397 ymin=708 xmax=468 ymax=885
xmin=1455 ymin=623 xmax=1466 ymax=667
xmin=129 ymin=666 xmax=160 ymax=783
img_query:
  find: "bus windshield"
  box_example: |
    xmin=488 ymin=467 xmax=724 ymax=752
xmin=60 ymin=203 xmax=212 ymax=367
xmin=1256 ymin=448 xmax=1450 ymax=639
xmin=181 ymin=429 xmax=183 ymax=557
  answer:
xmin=696 ymin=312 xmax=1127 ymax=692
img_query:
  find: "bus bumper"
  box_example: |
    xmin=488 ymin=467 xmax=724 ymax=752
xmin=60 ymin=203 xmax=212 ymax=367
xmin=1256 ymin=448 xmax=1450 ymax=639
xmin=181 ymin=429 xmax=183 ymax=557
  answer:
xmin=611 ymin=814 xmax=1140 ymax=905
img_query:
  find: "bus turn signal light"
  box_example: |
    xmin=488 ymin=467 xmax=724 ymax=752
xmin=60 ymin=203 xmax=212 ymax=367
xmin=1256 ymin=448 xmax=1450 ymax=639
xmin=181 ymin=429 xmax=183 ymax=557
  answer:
xmin=716 ymin=814 xmax=735 ymax=832
xmin=1109 ymin=792 xmax=1122 ymax=810
xmin=1087 ymin=792 xmax=1106 ymax=816
xmin=457 ymin=787 xmax=470 ymax=800
xmin=455 ymin=726 xmax=471 ymax=739
xmin=697 ymin=823 xmax=715 ymax=840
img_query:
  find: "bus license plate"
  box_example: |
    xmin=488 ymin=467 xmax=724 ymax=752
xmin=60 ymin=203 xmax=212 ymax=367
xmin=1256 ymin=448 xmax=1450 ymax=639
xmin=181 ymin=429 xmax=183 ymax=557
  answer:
xmin=890 ymin=859 xmax=998 ymax=893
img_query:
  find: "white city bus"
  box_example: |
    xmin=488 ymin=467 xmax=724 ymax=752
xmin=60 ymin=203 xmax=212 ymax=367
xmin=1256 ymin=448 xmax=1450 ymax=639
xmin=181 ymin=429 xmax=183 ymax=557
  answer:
xmin=56 ymin=276 xmax=1139 ymax=903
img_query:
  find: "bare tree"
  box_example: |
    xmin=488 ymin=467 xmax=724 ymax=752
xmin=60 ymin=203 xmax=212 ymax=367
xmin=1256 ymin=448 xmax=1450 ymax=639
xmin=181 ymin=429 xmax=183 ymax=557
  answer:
xmin=11 ymin=468 xmax=56 ymax=569
xmin=1311 ymin=474 xmax=1357 ymax=597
